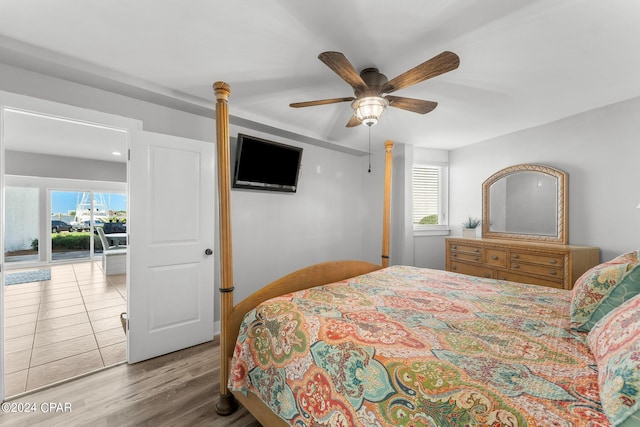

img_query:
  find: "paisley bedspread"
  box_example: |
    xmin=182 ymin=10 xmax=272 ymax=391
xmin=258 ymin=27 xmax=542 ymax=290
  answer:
xmin=229 ymin=265 xmax=608 ymax=426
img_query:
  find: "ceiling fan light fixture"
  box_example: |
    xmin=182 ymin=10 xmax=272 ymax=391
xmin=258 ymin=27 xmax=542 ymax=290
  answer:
xmin=352 ymin=96 xmax=388 ymax=126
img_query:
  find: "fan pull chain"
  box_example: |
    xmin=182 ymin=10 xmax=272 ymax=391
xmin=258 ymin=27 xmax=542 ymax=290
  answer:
xmin=368 ymin=125 xmax=372 ymax=173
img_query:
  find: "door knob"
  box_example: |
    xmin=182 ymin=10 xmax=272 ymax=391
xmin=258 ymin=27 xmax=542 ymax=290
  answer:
xmin=205 ymin=248 xmax=213 ymax=256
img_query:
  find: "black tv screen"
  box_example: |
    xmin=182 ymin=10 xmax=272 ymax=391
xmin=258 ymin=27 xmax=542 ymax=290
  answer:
xmin=232 ymin=134 xmax=303 ymax=193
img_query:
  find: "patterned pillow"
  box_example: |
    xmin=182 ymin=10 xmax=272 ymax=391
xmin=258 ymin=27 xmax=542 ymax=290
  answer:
xmin=587 ymin=293 xmax=640 ymax=426
xmin=570 ymin=251 xmax=640 ymax=332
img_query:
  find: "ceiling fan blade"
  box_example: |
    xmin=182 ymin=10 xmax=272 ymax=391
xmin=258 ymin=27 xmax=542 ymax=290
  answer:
xmin=346 ymin=115 xmax=361 ymax=127
xmin=385 ymin=96 xmax=438 ymax=114
xmin=318 ymin=51 xmax=368 ymax=91
xmin=382 ymin=51 xmax=460 ymax=94
xmin=290 ymin=97 xmax=355 ymax=108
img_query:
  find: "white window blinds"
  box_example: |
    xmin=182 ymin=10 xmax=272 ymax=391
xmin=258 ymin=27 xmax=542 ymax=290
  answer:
xmin=412 ymin=165 xmax=440 ymax=225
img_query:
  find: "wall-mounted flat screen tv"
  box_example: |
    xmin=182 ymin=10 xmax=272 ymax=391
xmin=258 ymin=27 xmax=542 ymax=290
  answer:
xmin=232 ymin=134 xmax=303 ymax=193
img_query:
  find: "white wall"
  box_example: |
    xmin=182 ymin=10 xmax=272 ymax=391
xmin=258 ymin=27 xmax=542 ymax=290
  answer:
xmin=448 ymin=96 xmax=640 ymax=262
xmin=358 ymin=140 xmax=386 ymax=265
xmin=4 ymin=186 xmax=38 ymax=252
xmin=226 ymin=130 xmax=376 ymax=303
xmin=6 ymin=151 xmax=126 ymax=182
xmin=0 ymin=63 xmax=382 ymax=318
xmin=390 ymin=143 xmax=412 ymax=266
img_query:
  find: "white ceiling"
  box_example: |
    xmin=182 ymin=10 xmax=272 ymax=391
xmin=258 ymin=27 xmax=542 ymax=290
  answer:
xmin=4 ymin=109 xmax=128 ymax=162
xmin=0 ymin=0 xmax=639 ymax=155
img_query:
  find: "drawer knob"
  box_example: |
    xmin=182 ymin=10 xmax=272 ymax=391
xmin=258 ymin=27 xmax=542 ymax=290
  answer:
xmin=491 ymin=255 xmax=498 ymax=260
xmin=484 ymin=273 xmax=491 ymax=278
xmin=474 ymin=248 xmax=480 ymax=252
xmin=550 ymin=259 xmax=557 ymax=264
xmin=475 ymin=257 xmax=480 ymax=262
xmin=452 ymin=266 xmax=457 ymax=270
xmin=513 ymin=264 xmax=520 ymax=269
xmin=513 ymin=254 xmax=520 ymax=259
xmin=550 ymin=270 xmax=557 ymax=276
xmin=452 ymin=254 xmax=457 ymax=258
xmin=452 ymin=246 xmax=457 ymax=249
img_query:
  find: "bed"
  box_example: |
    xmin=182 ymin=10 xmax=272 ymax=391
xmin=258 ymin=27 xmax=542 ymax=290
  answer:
xmin=212 ymin=82 xmax=640 ymax=427
xmin=229 ymin=265 xmax=606 ymax=426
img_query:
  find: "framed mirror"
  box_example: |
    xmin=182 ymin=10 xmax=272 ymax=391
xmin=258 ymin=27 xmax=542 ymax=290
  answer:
xmin=482 ymin=164 xmax=568 ymax=244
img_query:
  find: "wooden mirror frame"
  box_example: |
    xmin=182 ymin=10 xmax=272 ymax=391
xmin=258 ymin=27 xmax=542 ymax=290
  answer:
xmin=482 ymin=164 xmax=568 ymax=244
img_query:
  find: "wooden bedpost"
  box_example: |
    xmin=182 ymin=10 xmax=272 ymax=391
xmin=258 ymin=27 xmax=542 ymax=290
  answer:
xmin=213 ymin=81 xmax=238 ymax=415
xmin=381 ymin=140 xmax=393 ymax=268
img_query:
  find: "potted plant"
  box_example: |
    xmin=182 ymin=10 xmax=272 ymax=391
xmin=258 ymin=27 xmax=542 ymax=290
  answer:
xmin=462 ymin=217 xmax=481 ymax=238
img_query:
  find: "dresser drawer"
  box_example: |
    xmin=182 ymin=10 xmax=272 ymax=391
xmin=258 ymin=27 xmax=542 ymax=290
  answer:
xmin=450 ymin=243 xmax=482 ymax=255
xmin=450 ymin=261 xmax=494 ymax=278
xmin=485 ymin=249 xmax=507 ymax=267
xmin=451 ymin=251 xmax=482 ymax=263
xmin=509 ymin=261 xmax=564 ymax=279
xmin=497 ymin=271 xmax=563 ymax=289
xmin=510 ymin=251 xmax=563 ymax=267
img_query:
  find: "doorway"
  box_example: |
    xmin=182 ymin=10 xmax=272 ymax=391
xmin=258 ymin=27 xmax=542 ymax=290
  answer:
xmin=1 ymin=91 xmax=216 ymax=402
xmin=1 ymin=97 xmax=135 ymax=398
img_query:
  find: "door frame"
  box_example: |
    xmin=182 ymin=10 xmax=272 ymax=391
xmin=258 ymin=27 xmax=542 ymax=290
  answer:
xmin=0 ymin=90 xmax=141 ymax=401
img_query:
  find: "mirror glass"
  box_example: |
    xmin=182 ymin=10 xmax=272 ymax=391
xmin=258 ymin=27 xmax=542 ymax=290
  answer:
xmin=482 ymin=164 xmax=567 ymax=244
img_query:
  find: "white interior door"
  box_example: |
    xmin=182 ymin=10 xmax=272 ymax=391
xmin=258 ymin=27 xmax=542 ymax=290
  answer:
xmin=128 ymin=130 xmax=215 ymax=363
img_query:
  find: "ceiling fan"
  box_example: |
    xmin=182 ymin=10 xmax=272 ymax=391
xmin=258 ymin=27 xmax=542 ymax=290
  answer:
xmin=290 ymin=51 xmax=460 ymax=127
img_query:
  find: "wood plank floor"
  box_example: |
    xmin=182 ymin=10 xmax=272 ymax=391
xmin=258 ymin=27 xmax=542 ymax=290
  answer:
xmin=0 ymin=338 xmax=260 ymax=427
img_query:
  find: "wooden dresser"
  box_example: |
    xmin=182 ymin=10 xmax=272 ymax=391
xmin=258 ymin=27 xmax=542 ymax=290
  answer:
xmin=445 ymin=237 xmax=600 ymax=290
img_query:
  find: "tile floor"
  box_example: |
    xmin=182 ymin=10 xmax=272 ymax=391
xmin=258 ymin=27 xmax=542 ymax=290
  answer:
xmin=4 ymin=261 xmax=126 ymax=397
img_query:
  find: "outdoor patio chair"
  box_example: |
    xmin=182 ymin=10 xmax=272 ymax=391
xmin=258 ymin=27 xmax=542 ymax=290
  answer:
xmin=97 ymin=227 xmax=126 ymax=275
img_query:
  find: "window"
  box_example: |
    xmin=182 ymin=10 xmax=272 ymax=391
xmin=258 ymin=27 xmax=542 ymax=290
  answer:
xmin=412 ymin=164 xmax=448 ymax=231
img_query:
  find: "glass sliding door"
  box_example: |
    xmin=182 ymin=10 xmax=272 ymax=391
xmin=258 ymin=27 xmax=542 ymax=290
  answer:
xmin=4 ymin=186 xmax=39 ymax=263
xmin=93 ymin=192 xmax=127 ymax=256
xmin=51 ymin=190 xmax=91 ymax=261
xmin=49 ymin=190 xmax=127 ymax=260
